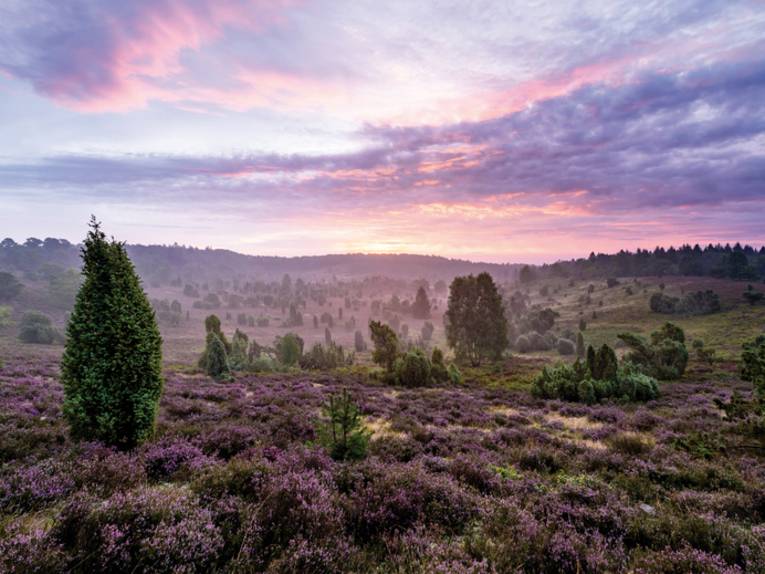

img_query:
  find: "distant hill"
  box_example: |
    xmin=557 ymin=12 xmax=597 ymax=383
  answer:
xmin=0 ymin=239 xmax=520 ymax=284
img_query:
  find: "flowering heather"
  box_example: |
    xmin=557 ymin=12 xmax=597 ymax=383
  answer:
xmin=0 ymin=357 xmax=763 ymax=572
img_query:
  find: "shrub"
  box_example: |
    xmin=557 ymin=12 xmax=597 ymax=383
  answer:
xmin=202 ymin=332 xmax=230 ymax=380
xmin=0 ymin=271 xmax=22 ymax=301
xmin=348 ymin=462 xmax=478 ymax=539
xmin=587 ymin=344 xmax=618 ymax=381
xmin=369 ymin=320 xmax=399 ymax=371
xmin=228 ymin=329 xmax=249 ymax=369
xmin=576 ymin=332 xmax=585 ymax=358
xmin=431 ymin=347 xmax=449 ymax=382
xmin=557 ymin=338 xmax=575 ymax=355
xmin=533 ymin=354 xmax=658 ymax=404
xmin=315 ymin=389 xmax=370 ymax=461
xmin=618 ymin=323 xmax=688 ymax=380
xmin=741 ymin=335 xmax=765 ymax=406
xmin=299 ymin=342 xmax=351 ymax=370
xmin=62 ymin=219 xmax=163 ymax=449
xmin=275 ymin=333 xmax=303 ymax=367
xmin=515 ymin=334 xmax=530 ymax=353
xmin=395 ymin=348 xmax=432 ymax=387
xmin=528 ymin=330 xmax=551 ymax=351
xmin=18 ymin=311 xmax=60 ymax=344
xmin=651 ymin=290 xmax=720 ymax=315
xmin=615 ymin=362 xmax=659 ymax=401
xmin=56 ymin=486 xmax=223 ymax=573
xmin=447 ymin=363 xmax=463 ymax=385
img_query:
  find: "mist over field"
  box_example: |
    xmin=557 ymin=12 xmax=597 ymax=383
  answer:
xmin=1 ymin=1 xmax=765 ymax=573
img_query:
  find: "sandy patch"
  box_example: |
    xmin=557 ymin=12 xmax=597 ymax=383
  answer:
xmin=487 ymin=405 xmax=521 ymax=417
xmin=365 ymin=417 xmax=407 ymax=440
xmin=545 ymin=413 xmax=604 ymax=431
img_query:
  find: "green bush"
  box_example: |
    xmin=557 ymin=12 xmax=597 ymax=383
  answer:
xmin=615 ymin=362 xmax=659 ymax=401
xmin=18 ymin=311 xmax=60 ymax=344
xmin=533 ymin=355 xmax=658 ymax=404
xmin=274 ymin=332 xmax=304 ymax=367
xmin=228 ymin=329 xmax=249 ymax=370
xmin=300 ymin=342 xmax=351 ymax=370
xmin=618 ymin=323 xmax=688 ymax=380
xmin=369 ymin=320 xmax=399 ymax=371
xmin=431 ymin=347 xmax=449 ymax=382
xmin=0 ymin=271 xmax=22 ymax=301
xmin=447 ymin=363 xmax=463 ymax=385
xmin=395 ymin=349 xmax=432 ymax=387
xmin=62 ymin=219 xmax=163 ymax=449
xmin=587 ymin=344 xmax=618 ymax=380
xmin=202 ymin=332 xmax=230 ymax=380
xmin=741 ymin=335 xmax=765 ymax=407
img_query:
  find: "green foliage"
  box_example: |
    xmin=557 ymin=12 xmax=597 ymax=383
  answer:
xmin=395 ymin=348 xmax=432 ymax=387
xmin=18 ymin=311 xmax=61 ymax=344
xmin=411 ymin=286 xmax=431 ymax=319
xmin=431 ymin=347 xmax=448 ymax=382
xmin=445 ymin=272 xmax=508 ymax=366
xmin=315 ymin=389 xmax=370 ymax=461
xmin=614 ymin=362 xmax=660 ymax=402
xmin=203 ymin=332 xmax=231 ymax=379
xmin=369 ymin=320 xmax=399 ymax=371
xmin=0 ymin=271 xmax=22 ymax=301
xmin=533 ymin=355 xmax=658 ymax=404
xmin=447 ymin=363 xmax=463 ymax=384
xmin=586 ymin=344 xmax=618 ymax=381
xmin=228 ymin=329 xmax=249 ymax=370
xmin=741 ymin=335 xmax=765 ymax=406
xmin=618 ymin=323 xmax=688 ymax=380
xmin=61 ymin=218 xmax=163 ymax=449
xmin=300 ymin=342 xmax=351 ymax=370
xmin=650 ymin=290 xmax=720 ymax=315
xmin=576 ymin=331 xmax=585 ymax=358
xmin=274 ymin=332 xmax=304 ymax=367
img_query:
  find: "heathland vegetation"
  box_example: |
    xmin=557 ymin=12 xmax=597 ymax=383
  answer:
xmin=0 ymin=224 xmax=764 ymax=573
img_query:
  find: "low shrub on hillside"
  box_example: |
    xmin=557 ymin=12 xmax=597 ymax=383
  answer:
xmin=650 ymin=290 xmax=721 ymax=315
xmin=619 ymin=323 xmax=688 ymax=380
xmin=532 ymin=344 xmax=659 ymax=403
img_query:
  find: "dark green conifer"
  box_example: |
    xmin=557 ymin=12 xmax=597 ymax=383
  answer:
xmin=62 ymin=218 xmax=163 ymax=449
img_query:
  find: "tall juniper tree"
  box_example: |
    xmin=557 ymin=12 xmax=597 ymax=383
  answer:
xmin=62 ymin=218 xmax=163 ymax=449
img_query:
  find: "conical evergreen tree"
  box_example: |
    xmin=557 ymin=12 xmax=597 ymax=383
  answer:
xmin=203 ymin=332 xmax=231 ymax=379
xmin=62 ymin=218 xmax=163 ymax=449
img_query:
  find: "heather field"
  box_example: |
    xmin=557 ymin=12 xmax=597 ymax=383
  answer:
xmin=1 ymin=352 xmax=763 ymax=573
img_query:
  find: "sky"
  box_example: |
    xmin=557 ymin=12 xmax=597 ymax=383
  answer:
xmin=0 ymin=0 xmax=764 ymax=264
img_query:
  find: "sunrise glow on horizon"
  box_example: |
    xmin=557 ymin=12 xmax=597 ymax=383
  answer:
xmin=1 ymin=0 xmax=764 ymax=263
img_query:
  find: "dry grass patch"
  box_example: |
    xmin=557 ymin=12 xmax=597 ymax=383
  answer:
xmin=365 ymin=417 xmax=407 ymax=440
xmin=487 ymin=405 xmax=521 ymax=417
xmin=544 ymin=412 xmax=604 ymax=431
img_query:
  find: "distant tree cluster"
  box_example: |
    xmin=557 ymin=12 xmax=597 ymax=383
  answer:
xmin=649 ymin=290 xmax=721 ymax=315
xmin=524 ymin=243 xmax=765 ymax=282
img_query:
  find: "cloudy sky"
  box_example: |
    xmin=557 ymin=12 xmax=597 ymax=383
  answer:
xmin=1 ymin=0 xmax=764 ymax=262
